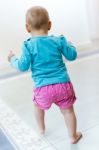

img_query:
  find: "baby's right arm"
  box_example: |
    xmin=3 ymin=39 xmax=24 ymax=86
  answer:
xmin=9 ymin=42 xmax=31 ymax=72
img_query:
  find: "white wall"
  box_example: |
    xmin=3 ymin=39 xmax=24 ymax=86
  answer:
xmin=86 ymin=0 xmax=99 ymax=39
xmin=0 ymin=0 xmax=91 ymax=62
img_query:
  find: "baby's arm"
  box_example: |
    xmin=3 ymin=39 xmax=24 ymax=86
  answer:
xmin=8 ymin=42 xmax=31 ymax=71
xmin=60 ymin=36 xmax=77 ymax=61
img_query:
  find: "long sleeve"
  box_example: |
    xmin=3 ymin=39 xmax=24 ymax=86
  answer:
xmin=10 ymin=42 xmax=31 ymax=72
xmin=60 ymin=36 xmax=77 ymax=61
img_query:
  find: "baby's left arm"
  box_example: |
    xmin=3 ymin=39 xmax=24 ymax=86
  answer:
xmin=60 ymin=36 xmax=77 ymax=61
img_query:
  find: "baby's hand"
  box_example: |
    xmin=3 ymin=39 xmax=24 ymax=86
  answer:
xmin=8 ymin=51 xmax=15 ymax=62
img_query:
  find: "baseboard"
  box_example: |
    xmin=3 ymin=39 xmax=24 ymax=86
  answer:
xmin=76 ymin=41 xmax=93 ymax=51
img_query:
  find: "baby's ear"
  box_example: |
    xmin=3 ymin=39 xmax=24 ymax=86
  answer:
xmin=26 ymin=23 xmax=31 ymax=33
xmin=48 ymin=21 xmax=51 ymax=30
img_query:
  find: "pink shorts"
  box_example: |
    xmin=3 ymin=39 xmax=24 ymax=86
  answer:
xmin=33 ymin=82 xmax=76 ymax=110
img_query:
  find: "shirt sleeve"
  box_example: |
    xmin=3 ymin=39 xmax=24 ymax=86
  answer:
xmin=60 ymin=36 xmax=77 ymax=61
xmin=10 ymin=42 xmax=31 ymax=72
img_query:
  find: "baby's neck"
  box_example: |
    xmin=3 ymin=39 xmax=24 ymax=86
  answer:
xmin=31 ymin=29 xmax=48 ymax=37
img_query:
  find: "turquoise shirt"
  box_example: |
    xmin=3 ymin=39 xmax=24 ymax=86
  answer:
xmin=10 ymin=35 xmax=77 ymax=87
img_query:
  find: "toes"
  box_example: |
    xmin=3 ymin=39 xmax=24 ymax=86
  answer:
xmin=71 ymin=132 xmax=82 ymax=144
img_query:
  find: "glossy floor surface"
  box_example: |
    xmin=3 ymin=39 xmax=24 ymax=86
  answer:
xmin=0 ymin=54 xmax=99 ymax=150
xmin=0 ymin=128 xmax=15 ymax=150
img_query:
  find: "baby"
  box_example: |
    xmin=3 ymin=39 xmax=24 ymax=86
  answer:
xmin=8 ymin=6 xmax=82 ymax=144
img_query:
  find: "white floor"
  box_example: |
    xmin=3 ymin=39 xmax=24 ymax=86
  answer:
xmin=0 ymin=54 xmax=99 ymax=150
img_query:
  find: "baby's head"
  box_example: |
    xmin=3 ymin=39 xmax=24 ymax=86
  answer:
xmin=26 ymin=6 xmax=51 ymax=34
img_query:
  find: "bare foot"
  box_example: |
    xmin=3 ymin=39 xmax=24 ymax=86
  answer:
xmin=71 ymin=132 xmax=82 ymax=144
xmin=39 ymin=126 xmax=45 ymax=135
xmin=40 ymin=129 xmax=45 ymax=135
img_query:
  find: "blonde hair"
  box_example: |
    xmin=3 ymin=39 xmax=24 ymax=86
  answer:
xmin=26 ymin=6 xmax=50 ymax=30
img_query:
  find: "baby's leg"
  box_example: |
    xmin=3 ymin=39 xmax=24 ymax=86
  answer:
xmin=34 ymin=105 xmax=45 ymax=134
xmin=60 ymin=106 xmax=82 ymax=144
